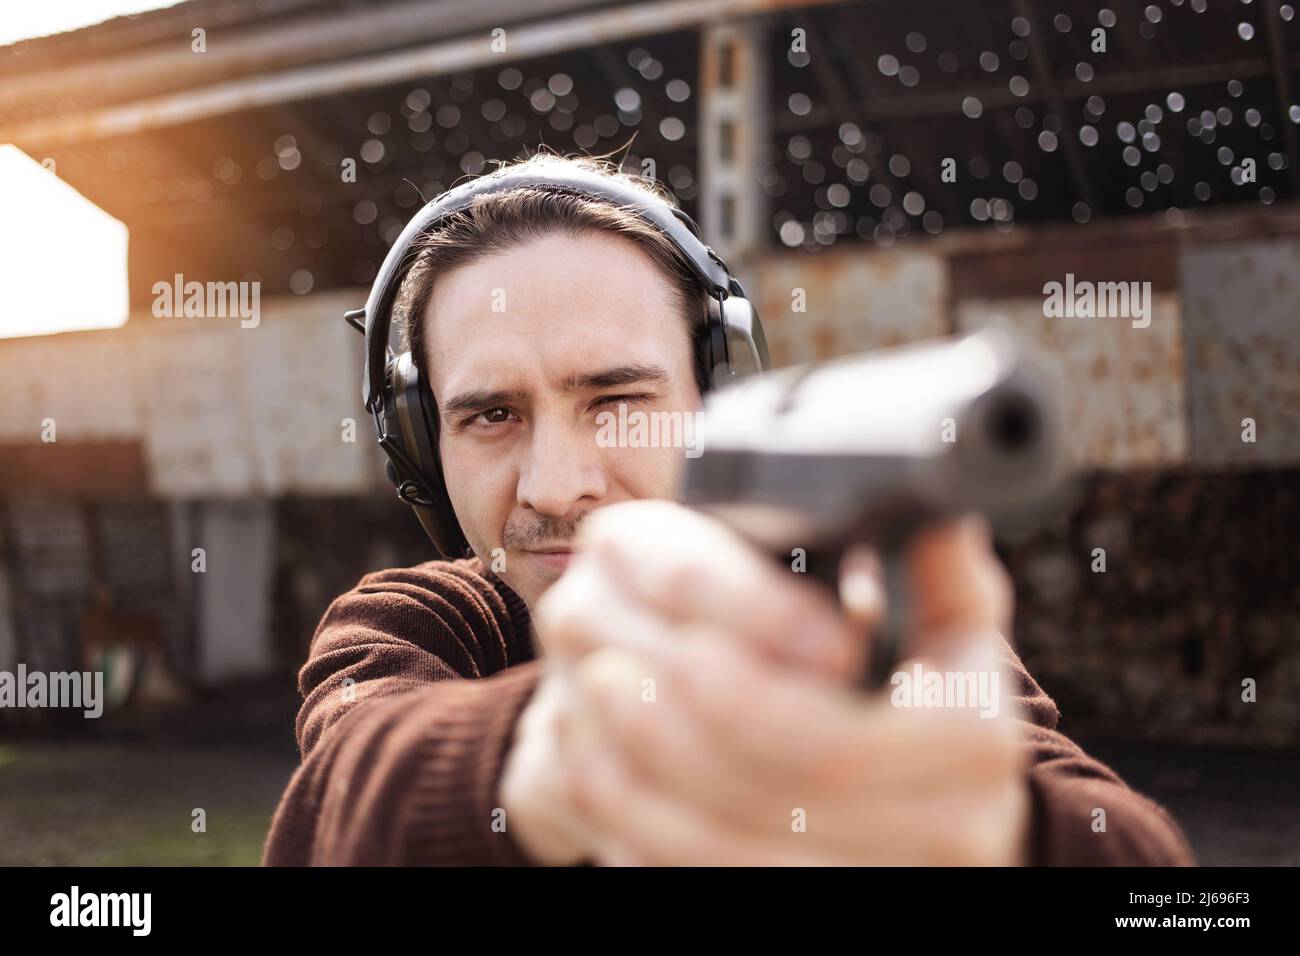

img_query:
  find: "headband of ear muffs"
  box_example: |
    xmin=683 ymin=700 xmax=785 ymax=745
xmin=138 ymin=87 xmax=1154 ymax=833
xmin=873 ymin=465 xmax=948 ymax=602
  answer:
xmin=344 ymin=163 xmax=771 ymax=559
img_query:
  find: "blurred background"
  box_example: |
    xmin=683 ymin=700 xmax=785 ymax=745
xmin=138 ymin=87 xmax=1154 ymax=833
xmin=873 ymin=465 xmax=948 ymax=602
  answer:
xmin=0 ymin=0 xmax=1297 ymax=865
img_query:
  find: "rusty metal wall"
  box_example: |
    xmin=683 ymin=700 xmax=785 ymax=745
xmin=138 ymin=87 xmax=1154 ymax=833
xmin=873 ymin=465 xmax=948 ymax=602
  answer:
xmin=2 ymin=224 xmax=1298 ymax=498
xmin=752 ymin=245 xmax=949 ymax=366
xmin=956 ymin=293 xmax=1188 ymax=469
xmin=1179 ymin=236 xmax=1300 ymax=467
xmin=754 ymin=224 xmax=1300 ymax=472
xmin=0 ymin=288 xmax=383 ymax=497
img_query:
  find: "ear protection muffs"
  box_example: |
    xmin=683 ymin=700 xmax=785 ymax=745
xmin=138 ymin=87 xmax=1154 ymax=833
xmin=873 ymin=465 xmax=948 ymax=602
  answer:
xmin=345 ymin=163 xmax=771 ymax=559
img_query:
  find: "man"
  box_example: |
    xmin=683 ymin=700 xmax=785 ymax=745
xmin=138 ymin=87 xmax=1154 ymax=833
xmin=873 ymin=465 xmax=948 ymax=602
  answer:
xmin=262 ymin=153 xmax=1193 ymax=866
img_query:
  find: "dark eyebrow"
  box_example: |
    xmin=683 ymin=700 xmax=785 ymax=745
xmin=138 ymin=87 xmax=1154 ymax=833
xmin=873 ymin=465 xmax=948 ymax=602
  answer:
xmin=441 ymin=364 xmax=671 ymax=420
xmin=441 ymin=388 xmax=527 ymax=419
xmin=561 ymin=364 xmax=671 ymax=390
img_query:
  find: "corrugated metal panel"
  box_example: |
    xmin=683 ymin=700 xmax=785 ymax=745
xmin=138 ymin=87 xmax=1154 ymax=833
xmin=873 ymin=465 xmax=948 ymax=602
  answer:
xmin=4 ymin=500 xmax=91 ymax=673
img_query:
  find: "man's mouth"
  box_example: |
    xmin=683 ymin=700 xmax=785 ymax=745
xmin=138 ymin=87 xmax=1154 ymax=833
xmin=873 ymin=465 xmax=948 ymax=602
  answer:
xmin=524 ymin=548 xmax=574 ymax=573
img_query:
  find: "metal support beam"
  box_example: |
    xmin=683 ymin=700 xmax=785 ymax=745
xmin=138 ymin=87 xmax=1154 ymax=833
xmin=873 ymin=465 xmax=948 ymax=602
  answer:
xmin=699 ymin=18 xmax=769 ymax=266
xmin=0 ymin=0 xmax=610 ymax=117
xmin=0 ymin=0 xmax=856 ymax=152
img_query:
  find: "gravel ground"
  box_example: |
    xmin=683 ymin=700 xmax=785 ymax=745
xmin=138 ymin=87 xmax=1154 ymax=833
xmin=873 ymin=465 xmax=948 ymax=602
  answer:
xmin=0 ymin=741 xmax=296 ymax=866
xmin=0 ymin=715 xmax=1293 ymax=866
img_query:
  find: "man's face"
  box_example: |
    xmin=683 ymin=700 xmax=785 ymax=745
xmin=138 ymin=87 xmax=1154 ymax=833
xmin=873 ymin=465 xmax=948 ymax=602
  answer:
xmin=423 ymin=231 xmax=703 ymax=608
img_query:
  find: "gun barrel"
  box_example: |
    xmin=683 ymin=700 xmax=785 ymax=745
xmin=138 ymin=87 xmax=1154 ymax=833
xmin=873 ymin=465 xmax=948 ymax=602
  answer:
xmin=680 ymin=329 xmax=1069 ymax=552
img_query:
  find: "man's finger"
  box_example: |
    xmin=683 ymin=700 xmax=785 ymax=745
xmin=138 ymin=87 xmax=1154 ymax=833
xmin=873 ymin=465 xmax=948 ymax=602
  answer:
xmin=567 ymin=649 xmax=1026 ymax=865
xmin=567 ymin=637 xmax=788 ymax=829
xmin=565 ymin=737 xmax=846 ymax=866
xmin=583 ymin=635 xmax=1013 ymax=799
xmin=901 ymin=516 xmax=1014 ymax=666
xmin=578 ymin=500 xmax=858 ymax=677
xmin=532 ymin=549 xmax=680 ymax=663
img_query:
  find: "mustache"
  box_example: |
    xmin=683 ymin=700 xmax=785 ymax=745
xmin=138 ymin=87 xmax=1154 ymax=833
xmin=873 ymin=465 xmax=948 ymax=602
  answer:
xmin=502 ymin=512 xmax=588 ymax=550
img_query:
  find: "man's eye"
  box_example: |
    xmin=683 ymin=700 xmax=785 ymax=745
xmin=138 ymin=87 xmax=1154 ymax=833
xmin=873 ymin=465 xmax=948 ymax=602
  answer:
xmin=477 ymin=407 xmax=514 ymax=425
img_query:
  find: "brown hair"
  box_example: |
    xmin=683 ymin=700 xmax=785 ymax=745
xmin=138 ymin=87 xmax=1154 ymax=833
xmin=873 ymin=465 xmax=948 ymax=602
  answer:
xmin=396 ymin=152 xmax=710 ymax=393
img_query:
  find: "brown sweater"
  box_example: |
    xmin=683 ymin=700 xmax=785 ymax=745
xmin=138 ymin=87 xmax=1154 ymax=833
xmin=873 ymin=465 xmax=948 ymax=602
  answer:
xmin=262 ymin=557 xmax=1195 ymax=866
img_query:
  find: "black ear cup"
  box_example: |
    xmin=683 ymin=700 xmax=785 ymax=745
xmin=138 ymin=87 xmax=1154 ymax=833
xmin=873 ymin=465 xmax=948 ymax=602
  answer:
xmin=383 ymin=352 xmax=470 ymax=558
xmin=413 ymin=375 xmax=469 ymax=556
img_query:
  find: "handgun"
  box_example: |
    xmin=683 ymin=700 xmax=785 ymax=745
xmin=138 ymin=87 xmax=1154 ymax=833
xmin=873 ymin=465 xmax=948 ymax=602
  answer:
xmin=679 ymin=328 xmax=1070 ymax=688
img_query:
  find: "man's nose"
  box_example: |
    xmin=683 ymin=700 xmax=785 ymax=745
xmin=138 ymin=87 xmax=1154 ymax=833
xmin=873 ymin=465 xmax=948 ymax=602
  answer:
xmin=516 ymin=419 xmax=608 ymax=519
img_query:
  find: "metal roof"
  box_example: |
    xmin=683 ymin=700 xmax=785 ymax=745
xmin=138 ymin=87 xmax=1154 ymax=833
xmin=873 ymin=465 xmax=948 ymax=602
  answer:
xmin=0 ymin=0 xmax=1295 ymax=302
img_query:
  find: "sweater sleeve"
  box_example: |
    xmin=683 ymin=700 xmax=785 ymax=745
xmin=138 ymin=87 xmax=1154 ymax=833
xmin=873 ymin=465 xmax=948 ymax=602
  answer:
xmin=262 ymin=560 xmax=543 ymax=866
xmin=998 ymin=637 xmax=1196 ymax=866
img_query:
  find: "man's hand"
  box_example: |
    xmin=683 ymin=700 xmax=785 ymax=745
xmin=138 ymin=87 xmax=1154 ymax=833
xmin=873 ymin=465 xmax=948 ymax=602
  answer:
xmin=500 ymin=499 xmax=873 ymax=865
xmin=563 ymin=634 xmax=1028 ymax=865
xmin=504 ymin=500 xmax=1030 ymax=865
xmin=498 ymin=663 xmax=598 ymax=865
